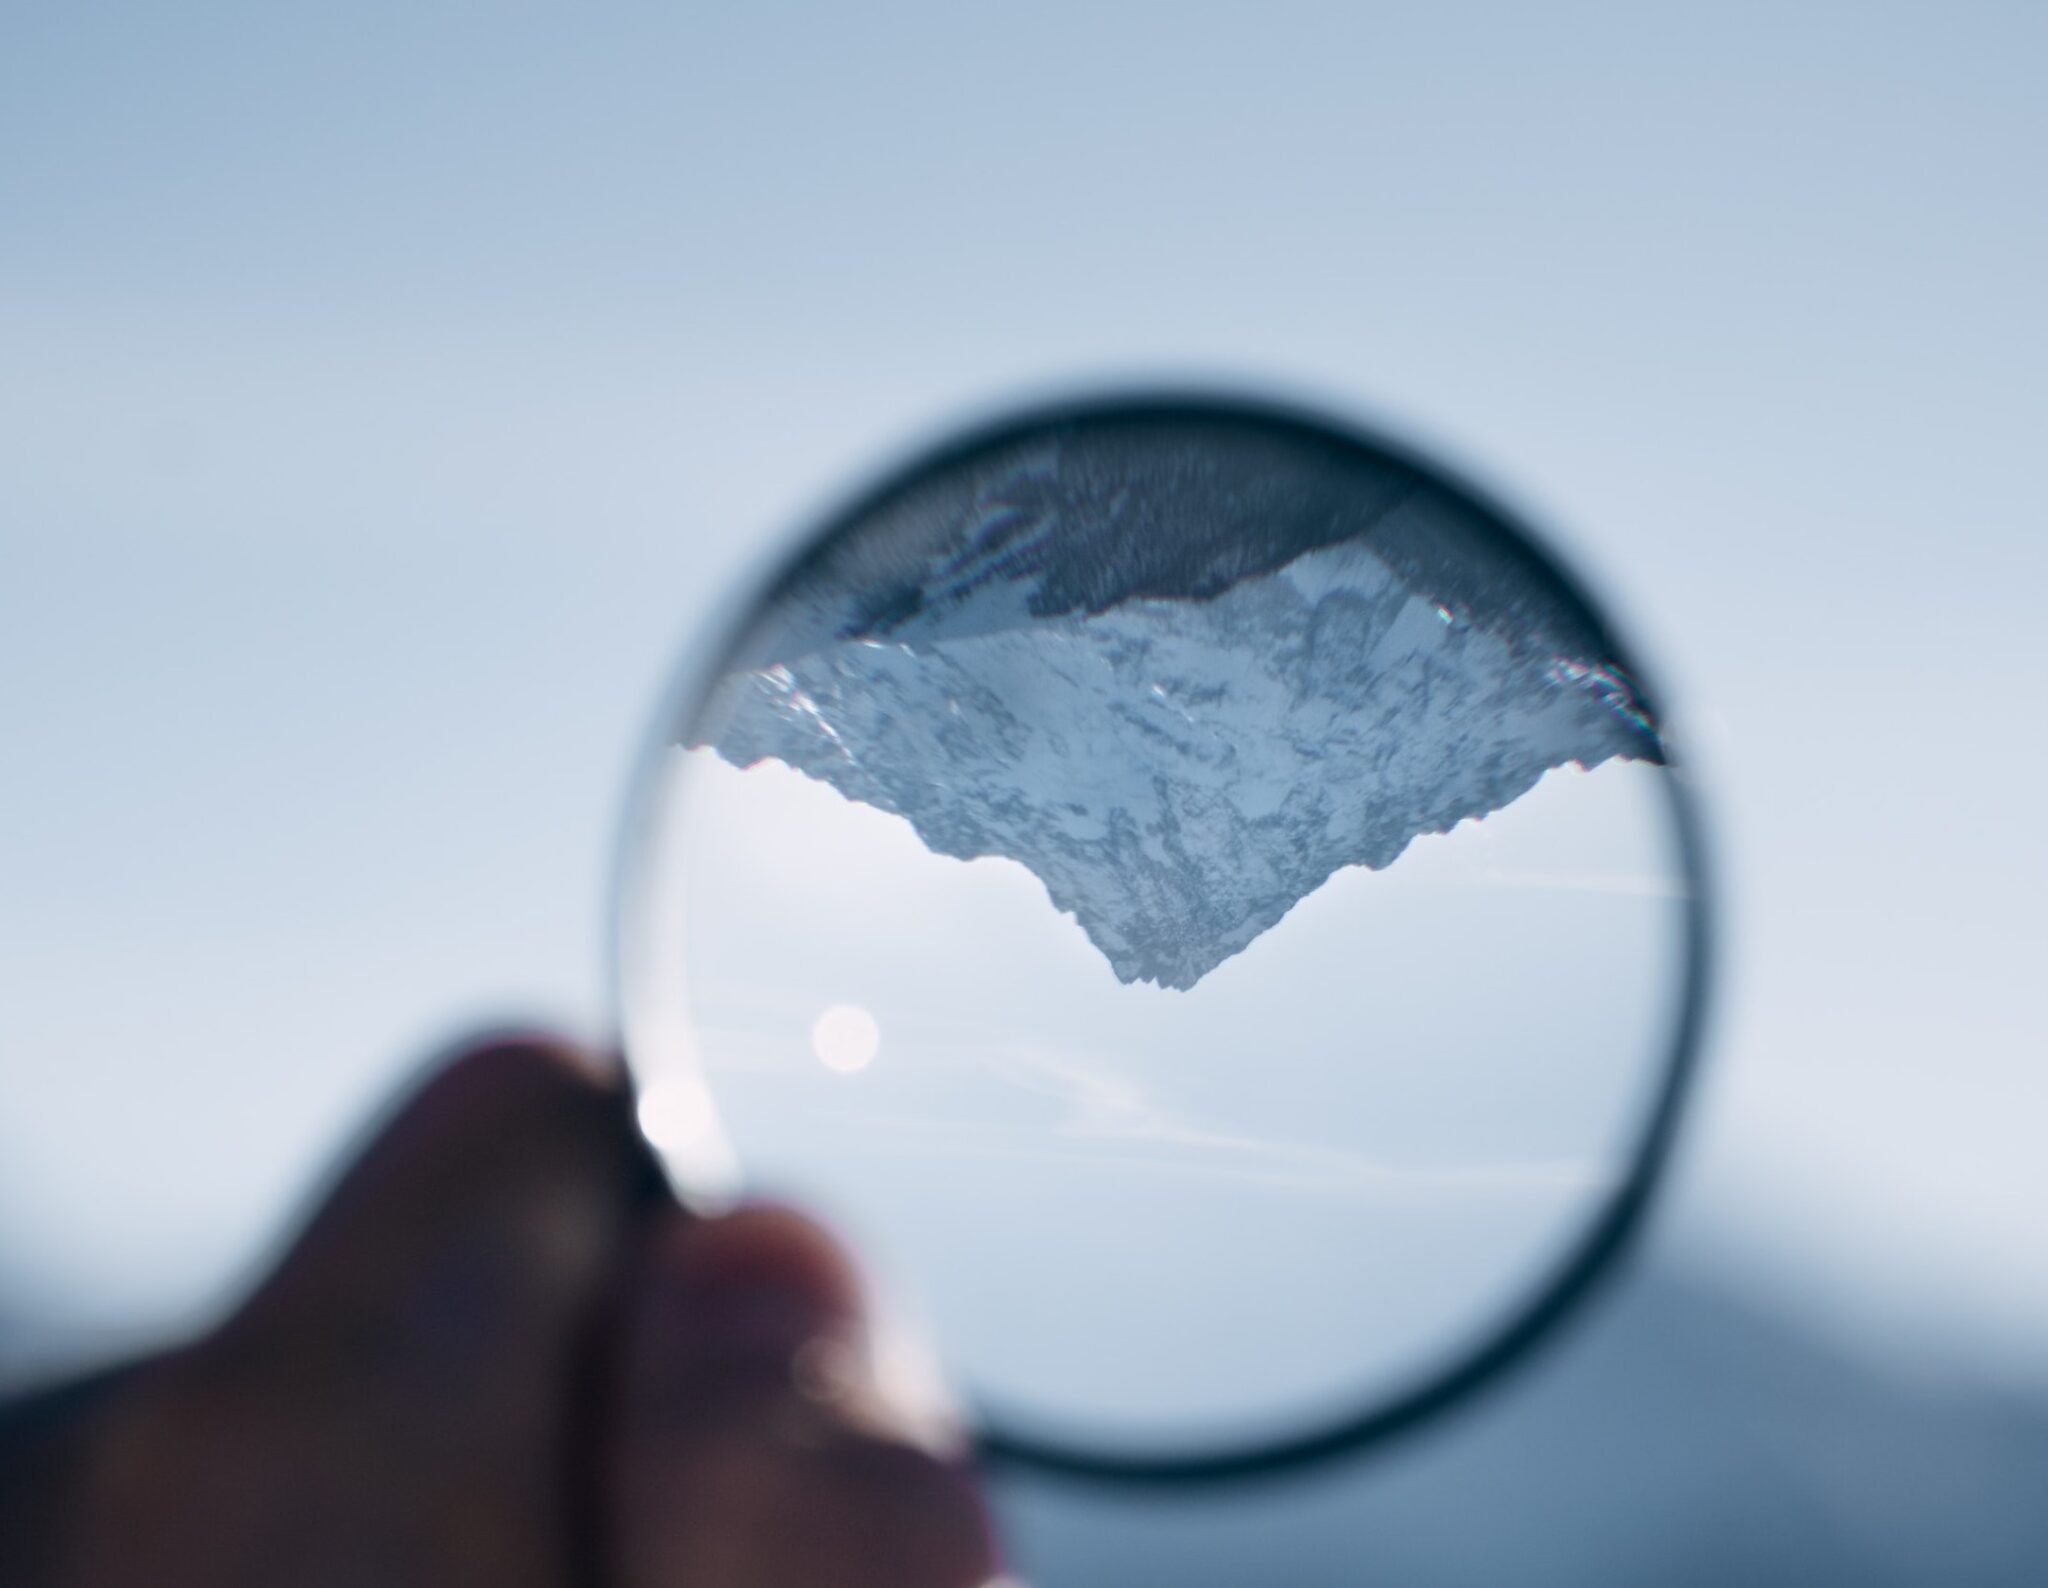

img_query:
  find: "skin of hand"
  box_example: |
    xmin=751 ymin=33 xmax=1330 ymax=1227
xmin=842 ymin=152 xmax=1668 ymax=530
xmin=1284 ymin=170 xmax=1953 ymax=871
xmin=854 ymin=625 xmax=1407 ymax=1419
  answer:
xmin=0 ymin=1035 xmax=1001 ymax=1588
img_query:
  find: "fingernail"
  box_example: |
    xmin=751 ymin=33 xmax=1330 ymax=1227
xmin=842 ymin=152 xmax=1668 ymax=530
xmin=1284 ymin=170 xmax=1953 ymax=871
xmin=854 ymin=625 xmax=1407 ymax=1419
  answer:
xmin=635 ymin=1206 xmax=969 ymax=1456
xmin=636 ymin=1205 xmax=864 ymax=1365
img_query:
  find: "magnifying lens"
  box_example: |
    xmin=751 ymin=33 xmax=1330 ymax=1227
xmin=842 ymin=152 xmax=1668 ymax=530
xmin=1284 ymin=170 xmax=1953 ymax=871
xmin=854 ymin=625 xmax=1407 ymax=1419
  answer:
xmin=615 ymin=392 xmax=1711 ymax=1483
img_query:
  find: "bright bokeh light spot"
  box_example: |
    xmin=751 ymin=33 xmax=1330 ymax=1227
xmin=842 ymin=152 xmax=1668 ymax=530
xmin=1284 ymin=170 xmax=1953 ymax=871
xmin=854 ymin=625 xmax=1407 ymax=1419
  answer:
xmin=637 ymin=1077 xmax=715 ymax=1151
xmin=811 ymin=1003 xmax=880 ymax=1073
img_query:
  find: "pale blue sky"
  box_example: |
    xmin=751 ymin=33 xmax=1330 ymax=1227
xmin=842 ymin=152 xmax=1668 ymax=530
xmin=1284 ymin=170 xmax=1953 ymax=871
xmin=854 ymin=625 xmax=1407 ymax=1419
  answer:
xmin=654 ymin=749 xmax=1684 ymax=1448
xmin=3 ymin=1 xmax=2046 ymax=1400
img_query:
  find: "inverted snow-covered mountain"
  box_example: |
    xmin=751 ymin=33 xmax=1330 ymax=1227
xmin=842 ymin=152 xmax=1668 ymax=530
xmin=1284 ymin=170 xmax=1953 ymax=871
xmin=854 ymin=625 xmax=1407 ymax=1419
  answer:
xmin=687 ymin=419 xmax=1660 ymax=989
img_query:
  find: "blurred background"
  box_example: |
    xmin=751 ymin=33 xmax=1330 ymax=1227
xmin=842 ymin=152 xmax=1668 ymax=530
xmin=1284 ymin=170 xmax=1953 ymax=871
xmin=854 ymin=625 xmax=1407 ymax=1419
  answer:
xmin=3 ymin=4 xmax=2044 ymax=1582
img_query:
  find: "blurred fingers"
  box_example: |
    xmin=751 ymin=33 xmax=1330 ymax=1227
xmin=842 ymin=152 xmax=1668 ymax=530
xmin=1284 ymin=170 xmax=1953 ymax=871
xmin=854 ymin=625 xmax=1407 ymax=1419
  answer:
xmin=46 ymin=1033 xmax=654 ymax=1588
xmin=610 ymin=1205 xmax=1001 ymax=1588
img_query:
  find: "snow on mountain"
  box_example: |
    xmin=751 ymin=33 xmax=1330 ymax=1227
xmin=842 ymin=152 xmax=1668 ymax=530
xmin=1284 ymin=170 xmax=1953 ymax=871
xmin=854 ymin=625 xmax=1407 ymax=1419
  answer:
xmin=686 ymin=419 xmax=1660 ymax=989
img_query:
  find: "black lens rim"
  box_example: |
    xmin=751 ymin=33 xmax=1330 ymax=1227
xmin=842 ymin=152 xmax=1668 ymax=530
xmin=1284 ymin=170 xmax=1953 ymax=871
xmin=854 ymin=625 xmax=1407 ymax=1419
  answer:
xmin=614 ymin=386 xmax=1716 ymax=1487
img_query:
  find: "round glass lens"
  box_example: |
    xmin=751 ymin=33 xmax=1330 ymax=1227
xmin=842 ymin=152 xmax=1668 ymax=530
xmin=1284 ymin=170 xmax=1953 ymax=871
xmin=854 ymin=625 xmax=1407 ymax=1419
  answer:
xmin=618 ymin=397 xmax=1706 ymax=1471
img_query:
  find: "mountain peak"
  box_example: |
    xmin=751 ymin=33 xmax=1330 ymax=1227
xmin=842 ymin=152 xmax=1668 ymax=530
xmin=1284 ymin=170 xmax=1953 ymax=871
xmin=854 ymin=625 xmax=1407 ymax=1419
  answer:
xmin=687 ymin=422 xmax=1658 ymax=989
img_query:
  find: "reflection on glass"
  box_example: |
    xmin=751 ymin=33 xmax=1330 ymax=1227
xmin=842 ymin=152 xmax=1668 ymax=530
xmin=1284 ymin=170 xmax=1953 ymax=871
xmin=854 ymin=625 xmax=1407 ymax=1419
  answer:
xmin=628 ymin=407 xmax=1693 ymax=1456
